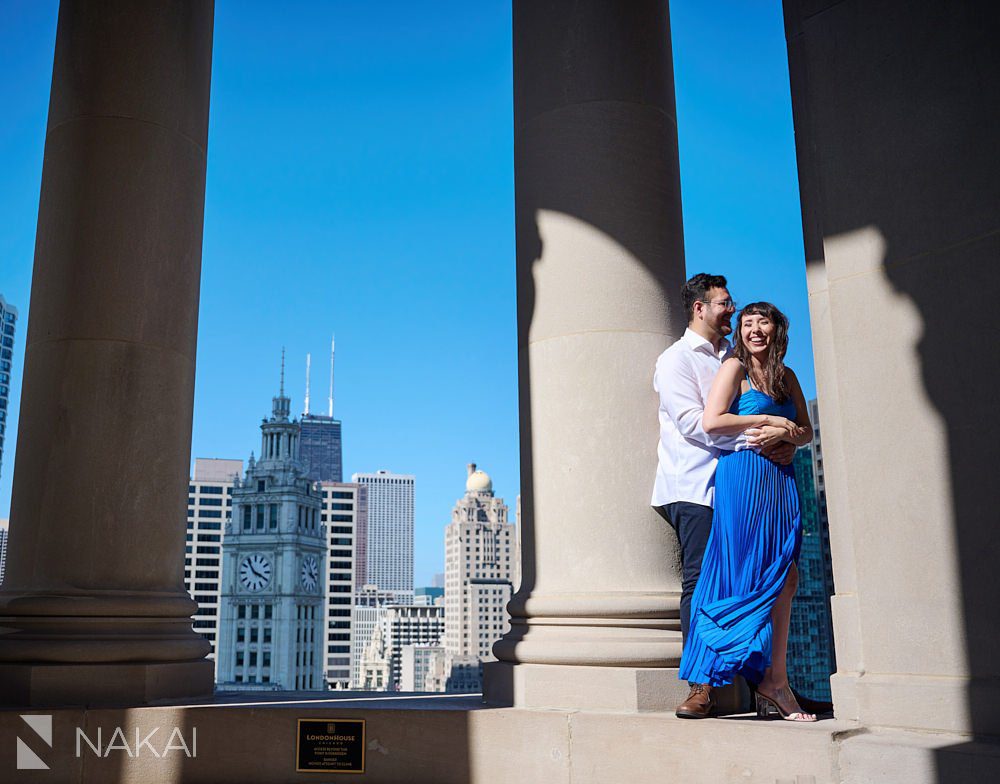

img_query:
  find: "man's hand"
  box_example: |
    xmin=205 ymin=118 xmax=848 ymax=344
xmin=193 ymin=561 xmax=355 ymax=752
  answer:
xmin=761 ymin=441 xmax=796 ymax=465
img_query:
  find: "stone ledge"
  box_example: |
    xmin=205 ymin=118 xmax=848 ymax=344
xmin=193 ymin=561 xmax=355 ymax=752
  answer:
xmin=0 ymin=660 xmax=215 ymax=709
xmin=0 ymin=692 xmax=995 ymax=783
xmin=483 ymin=661 xmax=748 ymax=714
xmin=837 ymin=726 xmax=1000 ymax=784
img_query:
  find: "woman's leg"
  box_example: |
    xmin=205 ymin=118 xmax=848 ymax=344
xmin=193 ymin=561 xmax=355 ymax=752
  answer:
xmin=768 ymin=562 xmax=798 ymax=684
xmin=758 ymin=564 xmax=815 ymax=719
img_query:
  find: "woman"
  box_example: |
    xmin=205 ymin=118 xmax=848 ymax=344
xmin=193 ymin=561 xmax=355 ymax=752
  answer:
xmin=678 ymin=302 xmax=816 ymax=721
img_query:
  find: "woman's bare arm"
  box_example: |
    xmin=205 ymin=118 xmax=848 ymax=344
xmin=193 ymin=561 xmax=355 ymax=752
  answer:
xmin=784 ymin=368 xmax=814 ymax=447
xmin=703 ymin=358 xmax=793 ymax=435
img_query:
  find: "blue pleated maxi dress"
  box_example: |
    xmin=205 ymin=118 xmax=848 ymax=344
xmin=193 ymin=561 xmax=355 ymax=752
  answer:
xmin=678 ymin=386 xmax=802 ymax=687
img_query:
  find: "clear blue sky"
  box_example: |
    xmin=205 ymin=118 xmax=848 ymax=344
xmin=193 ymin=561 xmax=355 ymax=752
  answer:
xmin=0 ymin=1 xmax=811 ymax=586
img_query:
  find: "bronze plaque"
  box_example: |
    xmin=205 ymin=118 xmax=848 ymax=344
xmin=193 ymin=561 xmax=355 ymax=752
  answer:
xmin=295 ymin=718 xmax=366 ymax=774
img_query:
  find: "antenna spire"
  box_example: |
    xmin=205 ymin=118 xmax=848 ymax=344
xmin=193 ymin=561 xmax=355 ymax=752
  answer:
xmin=328 ymin=334 xmax=336 ymax=417
xmin=271 ymin=347 xmax=291 ymax=421
xmin=280 ymin=346 xmax=286 ymax=397
xmin=304 ymin=353 xmax=311 ymax=415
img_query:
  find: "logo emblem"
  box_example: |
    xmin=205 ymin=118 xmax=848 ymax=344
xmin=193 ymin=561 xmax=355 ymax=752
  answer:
xmin=17 ymin=714 xmax=52 ymax=770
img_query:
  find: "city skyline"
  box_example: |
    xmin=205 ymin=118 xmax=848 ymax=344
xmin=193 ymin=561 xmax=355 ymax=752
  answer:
xmin=0 ymin=1 xmax=813 ymax=589
xmin=0 ymin=1 xmax=987 ymax=779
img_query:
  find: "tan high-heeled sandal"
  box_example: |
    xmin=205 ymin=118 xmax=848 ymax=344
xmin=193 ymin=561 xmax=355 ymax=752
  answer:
xmin=755 ymin=689 xmax=817 ymax=722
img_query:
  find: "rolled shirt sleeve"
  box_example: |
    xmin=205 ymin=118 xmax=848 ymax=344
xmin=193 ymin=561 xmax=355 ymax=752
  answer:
xmin=655 ymin=350 xmax=741 ymax=451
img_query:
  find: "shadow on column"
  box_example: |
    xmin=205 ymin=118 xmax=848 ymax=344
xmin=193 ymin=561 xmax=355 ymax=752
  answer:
xmin=784 ymin=1 xmax=1000 ymax=779
xmin=490 ymin=0 xmax=688 ymax=693
xmin=487 ymin=209 xmax=541 ymax=702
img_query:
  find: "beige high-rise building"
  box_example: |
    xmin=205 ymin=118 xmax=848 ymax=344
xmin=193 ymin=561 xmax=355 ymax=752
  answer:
xmin=444 ymin=464 xmax=518 ymax=686
xmin=400 ymin=643 xmax=444 ymax=691
xmin=352 ymin=470 xmax=414 ymax=603
xmin=185 ymin=458 xmax=242 ymax=665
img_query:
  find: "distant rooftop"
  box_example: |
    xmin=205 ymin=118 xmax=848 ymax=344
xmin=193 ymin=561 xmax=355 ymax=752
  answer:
xmin=193 ymin=458 xmax=243 ymax=482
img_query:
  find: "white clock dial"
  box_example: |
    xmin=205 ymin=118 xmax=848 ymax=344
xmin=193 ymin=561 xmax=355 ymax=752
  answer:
xmin=239 ymin=553 xmax=271 ymax=592
xmin=300 ymin=555 xmax=319 ymax=592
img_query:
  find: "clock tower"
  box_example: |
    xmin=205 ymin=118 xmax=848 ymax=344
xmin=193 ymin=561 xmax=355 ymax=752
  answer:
xmin=217 ymin=359 xmax=326 ymax=690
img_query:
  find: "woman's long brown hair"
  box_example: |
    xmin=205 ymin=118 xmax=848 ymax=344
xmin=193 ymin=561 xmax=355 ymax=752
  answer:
xmin=732 ymin=302 xmax=790 ymax=403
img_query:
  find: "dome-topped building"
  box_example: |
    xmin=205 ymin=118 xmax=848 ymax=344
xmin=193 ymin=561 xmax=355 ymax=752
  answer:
xmin=465 ymin=463 xmax=493 ymax=495
xmin=446 ymin=463 xmax=517 ymax=691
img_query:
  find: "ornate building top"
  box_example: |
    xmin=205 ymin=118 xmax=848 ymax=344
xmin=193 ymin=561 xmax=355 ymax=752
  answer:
xmin=465 ymin=462 xmax=493 ymax=495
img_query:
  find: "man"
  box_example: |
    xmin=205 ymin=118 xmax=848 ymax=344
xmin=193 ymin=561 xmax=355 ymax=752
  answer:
xmin=652 ymin=273 xmax=797 ymax=719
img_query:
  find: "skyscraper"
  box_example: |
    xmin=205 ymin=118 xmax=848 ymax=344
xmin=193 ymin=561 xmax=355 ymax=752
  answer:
xmin=0 ymin=519 xmax=8 ymax=586
xmin=299 ymin=338 xmax=343 ymax=483
xmin=352 ymin=470 xmax=414 ymax=604
xmin=185 ymin=458 xmax=242 ymax=662
xmin=318 ymin=480 xmax=364 ymax=688
xmin=300 ymin=415 xmax=343 ymax=482
xmin=359 ymin=604 xmax=444 ymax=691
xmin=217 ymin=370 xmax=327 ymax=691
xmin=788 ymin=400 xmax=836 ymax=702
xmin=0 ymin=294 xmax=18 ymax=481
xmin=443 ymin=464 xmax=518 ymax=691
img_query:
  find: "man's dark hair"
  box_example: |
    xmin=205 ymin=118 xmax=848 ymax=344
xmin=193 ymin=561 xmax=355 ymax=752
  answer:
xmin=681 ymin=273 xmax=728 ymax=320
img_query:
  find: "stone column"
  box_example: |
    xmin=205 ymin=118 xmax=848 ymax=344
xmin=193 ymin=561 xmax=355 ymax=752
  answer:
xmin=0 ymin=1 xmax=215 ymax=706
xmin=485 ymin=0 xmax=689 ymax=711
xmin=785 ymin=0 xmax=1000 ymax=739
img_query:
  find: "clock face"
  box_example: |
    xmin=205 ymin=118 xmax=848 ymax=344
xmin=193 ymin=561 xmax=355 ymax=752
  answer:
xmin=300 ymin=555 xmax=319 ymax=592
xmin=239 ymin=553 xmax=271 ymax=592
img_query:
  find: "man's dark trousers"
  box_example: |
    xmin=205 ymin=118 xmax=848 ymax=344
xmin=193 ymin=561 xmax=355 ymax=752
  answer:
xmin=655 ymin=501 xmax=713 ymax=642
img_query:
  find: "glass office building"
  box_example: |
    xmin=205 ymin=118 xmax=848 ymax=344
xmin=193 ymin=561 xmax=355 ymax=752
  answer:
xmin=787 ymin=403 xmax=837 ymax=702
xmin=300 ymin=413 xmax=343 ymax=483
xmin=0 ymin=294 xmax=18 ymax=482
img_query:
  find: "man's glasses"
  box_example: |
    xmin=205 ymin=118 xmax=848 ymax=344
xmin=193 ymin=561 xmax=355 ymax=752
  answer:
xmin=701 ymin=299 xmax=737 ymax=310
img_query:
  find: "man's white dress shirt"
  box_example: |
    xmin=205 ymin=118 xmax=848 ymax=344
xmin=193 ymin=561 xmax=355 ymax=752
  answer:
xmin=651 ymin=328 xmax=741 ymax=509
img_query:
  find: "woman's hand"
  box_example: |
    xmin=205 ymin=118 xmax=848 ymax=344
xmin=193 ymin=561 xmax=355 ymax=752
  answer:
xmin=745 ymin=425 xmax=788 ymax=449
xmin=757 ymin=416 xmax=806 ymax=440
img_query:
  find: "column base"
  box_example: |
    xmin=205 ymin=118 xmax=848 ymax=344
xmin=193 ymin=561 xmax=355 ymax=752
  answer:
xmin=0 ymin=660 xmax=215 ymax=708
xmin=836 ymin=671 xmax=1000 ymax=736
xmin=482 ymin=661 xmax=746 ymax=713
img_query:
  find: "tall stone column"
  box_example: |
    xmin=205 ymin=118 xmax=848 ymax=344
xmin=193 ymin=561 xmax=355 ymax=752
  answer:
xmin=0 ymin=1 xmax=215 ymax=706
xmin=485 ymin=0 xmax=689 ymax=711
xmin=785 ymin=0 xmax=1000 ymax=740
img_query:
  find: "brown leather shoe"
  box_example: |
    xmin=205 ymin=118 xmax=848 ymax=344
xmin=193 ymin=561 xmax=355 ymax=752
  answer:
xmin=675 ymin=683 xmax=715 ymax=719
